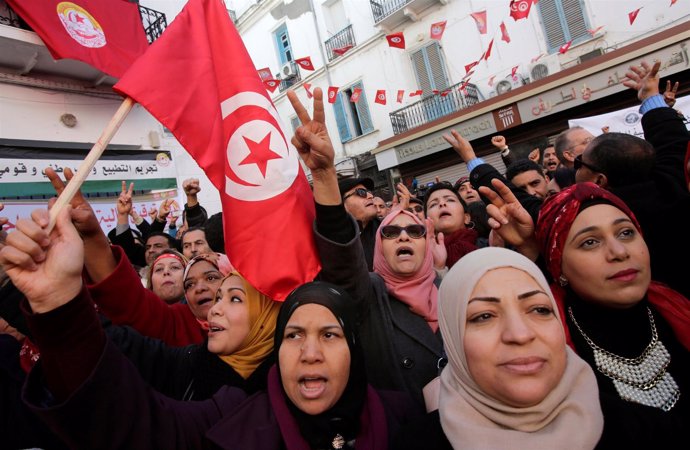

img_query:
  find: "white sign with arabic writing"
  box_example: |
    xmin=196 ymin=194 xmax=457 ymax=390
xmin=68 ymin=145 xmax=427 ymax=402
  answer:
xmin=0 ymin=155 xmax=177 ymax=183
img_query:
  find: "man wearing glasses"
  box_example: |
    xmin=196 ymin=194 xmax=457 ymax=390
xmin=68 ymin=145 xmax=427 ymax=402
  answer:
xmin=553 ymin=126 xmax=595 ymax=169
xmin=338 ymin=177 xmax=380 ymax=271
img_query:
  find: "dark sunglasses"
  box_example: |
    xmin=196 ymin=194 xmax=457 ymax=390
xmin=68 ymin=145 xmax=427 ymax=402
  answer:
xmin=406 ymin=205 xmax=424 ymax=214
xmin=343 ymin=188 xmax=372 ymax=200
xmin=573 ymin=154 xmax=603 ymax=173
xmin=380 ymin=224 xmax=427 ymax=239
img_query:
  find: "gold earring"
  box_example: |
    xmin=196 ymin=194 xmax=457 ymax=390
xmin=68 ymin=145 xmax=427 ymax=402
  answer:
xmin=558 ymin=275 xmax=568 ymax=287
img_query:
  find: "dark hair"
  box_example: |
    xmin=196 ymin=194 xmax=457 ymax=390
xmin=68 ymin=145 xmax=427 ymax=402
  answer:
xmin=423 ymin=181 xmax=468 ymax=215
xmin=552 ymin=167 xmax=576 ymax=190
xmin=146 ymin=231 xmax=177 ymax=250
xmin=586 ymin=133 xmax=655 ymax=187
xmin=465 ymin=201 xmax=491 ymax=239
xmin=554 ymin=126 xmax=584 ymax=162
xmin=505 ymin=159 xmax=545 ymax=182
xmin=180 ymin=226 xmax=207 ymax=243
xmin=204 ymin=212 xmax=225 ymax=253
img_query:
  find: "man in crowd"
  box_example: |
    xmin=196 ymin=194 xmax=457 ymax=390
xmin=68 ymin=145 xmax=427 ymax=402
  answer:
xmin=339 ymin=177 xmax=379 ymax=271
xmin=453 ymin=176 xmax=482 ymax=205
xmin=181 ymin=227 xmax=213 ymax=259
xmin=505 ymin=159 xmax=550 ymax=200
xmin=373 ymin=196 xmax=390 ymax=220
xmin=554 ymin=126 xmax=595 ymax=169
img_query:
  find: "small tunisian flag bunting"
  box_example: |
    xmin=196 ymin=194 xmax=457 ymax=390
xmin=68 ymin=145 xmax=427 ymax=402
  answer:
xmin=6 ymin=0 xmax=148 ymax=77
xmin=459 ymin=80 xmax=470 ymax=94
xmin=430 ymin=21 xmax=447 ymax=40
xmin=386 ymin=32 xmax=405 ymax=49
xmin=397 ymin=90 xmax=405 ymax=103
xmin=410 ymin=90 xmax=423 ymax=97
xmin=471 ymin=11 xmax=488 ymax=34
xmin=488 ymin=75 xmax=496 ymax=87
xmin=303 ymin=82 xmax=313 ymax=99
xmin=465 ymin=61 xmax=479 ymax=75
xmin=327 ymin=86 xmax=339 ymax=104
xmin=628 ymin=8 xmax=642 ymax=25
xmin=295 ymin=56 xmax=314 ymax=71
xmin=511 ymin=65 xmax=519 ymax=77
xmin=375 ymin=90 xmax=387 ymax=105
xmin=500 ymin=22 xmax=511 ymax=43
xmin=531 ymin=53 xmax=544 ymax=63
xmin=256 ymin=67 xmax=273 ymax=80
xmin=482 ymin=39 xmax=494 ymax=61
xmin=559 ymin=40 xmax=573 ymax=54
xmin=671 ymin=0 xmax=678 ymax=5
xmin=263 ymin=79 xmax=280 ymax=93
xmin=440 ymin=90 xmax=450 ymax=97
xmin=332 ymin=44 xmax=353 ymax=56
xmin=463 ymin=70 xmax=475 ymax=81
xmin=510 ymin=0 xmax=533 ymax=21
xmin=350 ymin=87 xmax=362 ymax=103
xmin=114 ymin=0 xmax=320 ymax=300
xmin=588 ymin=26 xmax=604 ymax=36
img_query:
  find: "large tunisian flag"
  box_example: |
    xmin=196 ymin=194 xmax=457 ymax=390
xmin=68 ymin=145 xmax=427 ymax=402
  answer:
xmin=6 ymin=0 xmax=148 ymax=77
xmin=114 ymin=0 xmax=320 ymax=300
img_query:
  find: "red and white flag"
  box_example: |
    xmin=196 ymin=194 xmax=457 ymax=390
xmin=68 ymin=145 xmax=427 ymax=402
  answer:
xmin=511 ymin=65 xmax=519 ymax=77
xmin=470 ymin=11 xmax=488 ymax=34
xmin=263 ymin=79 xmax=280 ymax=93
xmin=303 ymin=82 xmax=313 ymax=99
xmin=410 ymin=90 xmax=423 ymax=97
xmin=459 ymin=80 xmax=470 ymax=94
xmin=488 ymin=75 xmax=496 ymax=87
xmin=500 ymin=22 xmax=511 ymax=43
xmin=256 ymin=67 xmax=273 ymax=80
xmin=440 ymin=90 xmax=451 ymax=97
xmin=295 ymin=56 xmax=315 ymax=71
xmin=114 ymin=0 xmax=320 ymax=300
xmin=430 ymin=21 xmax=447 ymax=40
xmin=327 ymin=86 xmax=339 ymax=104
xmin=671 ymin=0 xmax=678 ymax=5
xmin=628 ymin=8 xmax=642 ymax=25
xmin=332 ymin=44 xmax=353 ymax=56
xmin=350 ymin=87 xmax=362 ymax=103
xmin=397 ymin=90 xmax=405 ymax=103
xmin=6 ymin=0 xmax=148 ymax=77
xmin=559 ymin=40 xmax=573 ymax=54
xmin=462 ymin=70 xmax=475 ymax=81
xmin=465 ymin=61 xmax=479 ymax=75
xmin=482 ymin=39 xmax=494 ymax=61
xmin=510 ymin=0 xmax=533 ymax=21
xmin=375 ymin=90 xmax=386 ymax=105
xmin=588 ymin=26 xmax=604 ymax=36
xmin=386 ymin=32 xmax=405 ymax=49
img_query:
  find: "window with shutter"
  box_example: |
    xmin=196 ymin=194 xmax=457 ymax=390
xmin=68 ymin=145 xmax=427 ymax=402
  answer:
xmin=352 ymin=81 xmax=374 ymax=134
xmin=332 ymin=81 xmax=375 ymax=143
xmin=411 ymin=42 xmax=449 ymax=94
xmin=274 ymin=24 xmax=293 ymax=64
xmin=538 ymin=0 xmax=589 ymax=53
xmin=333 ymin=92 xmax=352 ymax=143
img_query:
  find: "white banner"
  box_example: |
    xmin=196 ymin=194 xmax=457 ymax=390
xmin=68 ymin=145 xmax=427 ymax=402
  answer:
xmin=0 ymin=152 xmax=177 ymax=183
xmin=569 ymin=96 xmax=690 ymax=137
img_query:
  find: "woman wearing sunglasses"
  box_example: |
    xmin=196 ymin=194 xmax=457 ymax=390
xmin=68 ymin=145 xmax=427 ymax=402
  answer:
xmin=288 ymin=89 xmax=447 ymax=412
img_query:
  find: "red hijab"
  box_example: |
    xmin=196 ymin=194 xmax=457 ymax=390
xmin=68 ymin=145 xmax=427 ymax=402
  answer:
xmin=373 ymin=209 xmax=439 ymax=332
xmin=535 ymin=182 xmax=690 ymax=351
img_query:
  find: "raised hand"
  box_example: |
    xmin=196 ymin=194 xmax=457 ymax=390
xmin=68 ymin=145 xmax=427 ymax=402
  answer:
xmin=396 ymin=182 xmax=412 ymax=210
xmin=443 ymin=129 xmax=476 ymax=163
xmin=157 ymin=198 xmax=172 ymax=222
xmin=491 ymin=135 xmax=507 ymax=150
xmin=426 ymin=218 xmax=446 ymax=270
xmin=0 ymin=207 xmax=83 ymax=312
xmin=182 ymin=178 xmax=201 ymax=196
xmin=148 ymin=207 xmax=158 ymax=222
xmin=623 ymin=60 xmax=661 ymax=102
xmin=45 ymin=168 xmax=102 ymax=239
xmin=528 ymin=148 xmax=540 ymax=163
xmin=479 ymin=178 xmax=539 ymax=261
xmin=287 ymin=88 xmax=335 ymax=174
xmin=117 ymin=180 xmax=134 ymax=217
xmin=0 ymin=203 xmax=7 ymax=250
xmin=663 ymin=80 xmax=679 ymax=107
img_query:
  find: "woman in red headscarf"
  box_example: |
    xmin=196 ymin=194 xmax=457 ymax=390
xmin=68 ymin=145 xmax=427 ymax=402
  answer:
xmin=483 ymin=180 xmax=690 ymax=448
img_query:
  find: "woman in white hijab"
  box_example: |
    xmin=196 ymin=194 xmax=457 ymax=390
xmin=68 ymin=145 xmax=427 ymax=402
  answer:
xmin=437 ymin=247 xmax=603 ymax=449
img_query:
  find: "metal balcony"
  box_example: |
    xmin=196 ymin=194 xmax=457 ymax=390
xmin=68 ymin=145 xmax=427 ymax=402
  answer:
xmin=324 ymin=24 xmax=356 ymax=62
xmin=389 ymin=82 xmax=480 ymax=135
xmin=370 ymin=0 xmax=442 ymax=28
xmin=0 ymin=1 xmax=167 ymax=44
xmin=277 ymin=61 xmax=302 ymax=93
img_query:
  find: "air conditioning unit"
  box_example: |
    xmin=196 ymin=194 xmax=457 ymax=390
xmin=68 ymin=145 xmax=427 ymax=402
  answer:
xmin=280 ymin=62 xmax=298 ymax=79
xmin=528 ymin=54 xmax=562 ymax=82
xmin=495 ymin=73 xmax=525 ymax=95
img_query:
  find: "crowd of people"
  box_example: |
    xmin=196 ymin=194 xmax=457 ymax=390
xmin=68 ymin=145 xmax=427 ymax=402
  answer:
xmin=0 ymin=60 xmax=689 ymax=449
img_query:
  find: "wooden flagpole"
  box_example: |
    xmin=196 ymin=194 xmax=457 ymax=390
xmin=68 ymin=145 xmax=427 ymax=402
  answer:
xmin=47 ymin=96 xmax=135 ymax=232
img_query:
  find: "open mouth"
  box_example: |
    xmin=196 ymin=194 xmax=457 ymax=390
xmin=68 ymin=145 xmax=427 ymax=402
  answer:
xmin=196 ymin=297 xmax=213 ymax=307
xmin=396 ymin=246 xmax=414 ymax=257
xmin=439 ymin=211 xmax=453 ymax=218
xmin=299 ymin=376 xmax=327 ymax=398
xmin=208 ymin=322 xmax=225 ymax=333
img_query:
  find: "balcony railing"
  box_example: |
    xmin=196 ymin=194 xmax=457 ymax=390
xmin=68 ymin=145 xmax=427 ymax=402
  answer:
xmin=389 ymin=82 xmax=480 ymax=135
xmin=324 ymin=24 xmax=356 ymax=62
xmin=278 ymin=61 xmax=302 ymax=93
xmin=0 ymin=1 xmax=167 ymax=45
xmin=370 ymin=0 xmax=412 ymax=23
xmin=138 ymin=4 xmax=167 ymax=44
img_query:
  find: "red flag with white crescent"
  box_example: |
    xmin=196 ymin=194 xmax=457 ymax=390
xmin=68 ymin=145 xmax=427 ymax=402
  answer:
xmin=350 ymin=87 xmax=362 ymax=103
xmin=500 ymin=22 xmax=511 ymax=43
xmin=295 ymin=56 xmax=315 ymax=71
xmin=465 ymin=61 xmax=479 ymax=75
xmin=470 ymin=11 xmax=488 ymax=34
xmin=375 ymin=90 xmax=386 ymax=105
xmin=386 ymin=32 xmax=406 ymax=49
xmin=397 ymin=90 xmax=405 ymax=103
xmin=114 ymin=0 xmax=320 ymax=300
xmin=303 ymin=82 xmax=313 ymax=99
xmin=327 ymin=86 xmax=339 ymax=104
xmin=256 ymin=67 xmax=273 ymax=80
xmin=409 ymin=90 xmax=423 ymax=97
xmin=332 ymin=44 xmax=353 ymax=56
xmin=6 ymin=0 xmax=147 ymax=77
xmin=482 ymin=39 xmax=494 ymax=61
xmin=510 ymin=0 xmax=533 ymax=21
xmin=263 ymin=79 xmax=280 ymax=93
xmin=430 ymin=21 xmax=447 ymax=40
